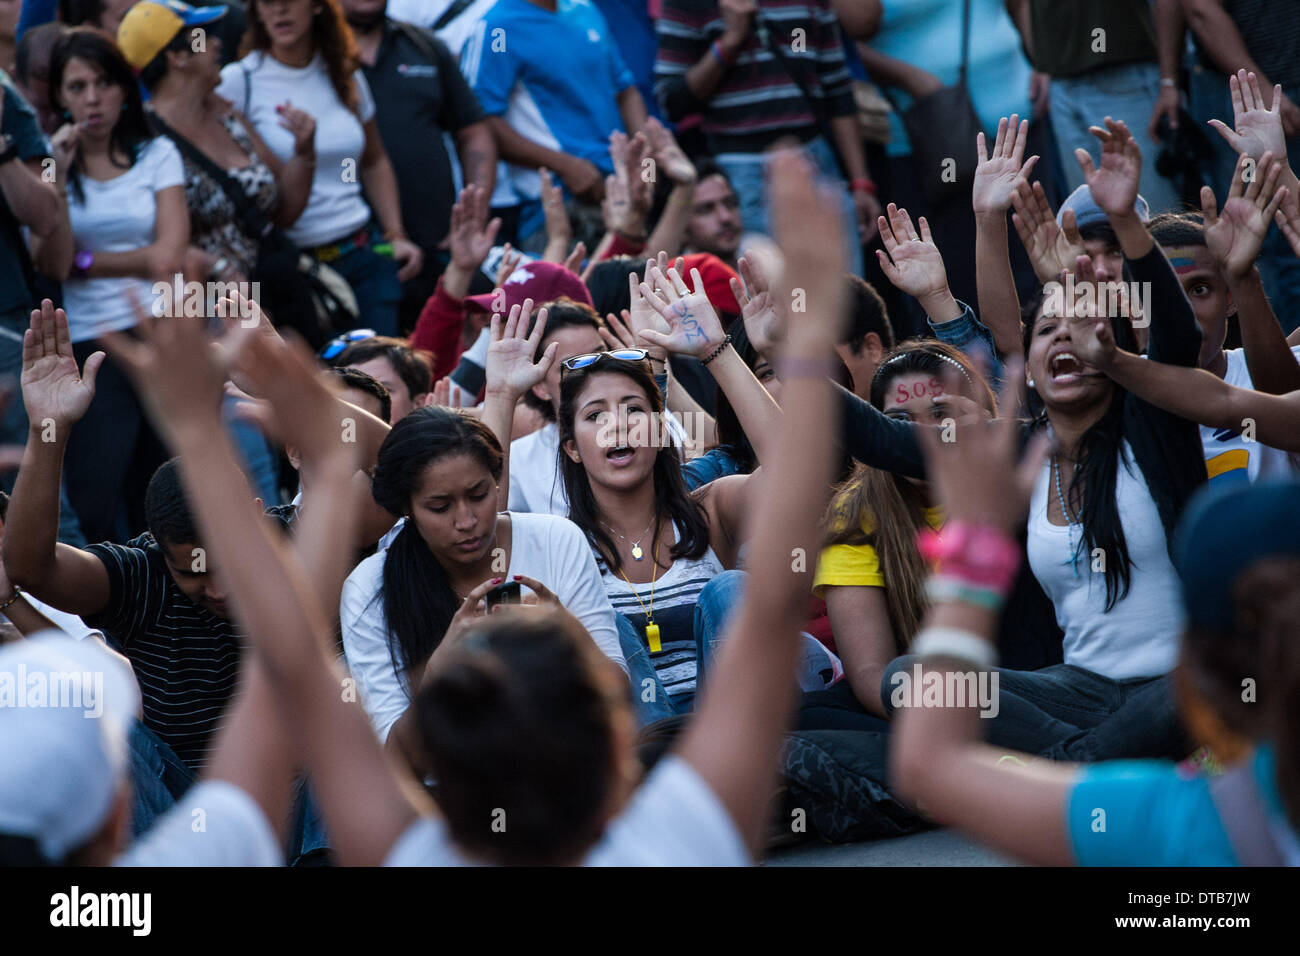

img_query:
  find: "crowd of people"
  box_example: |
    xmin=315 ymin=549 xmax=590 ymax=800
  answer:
xmin=0 ymin=0 xmax=1298 ymax=868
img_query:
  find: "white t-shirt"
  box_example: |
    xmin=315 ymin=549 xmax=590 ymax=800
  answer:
xmin=384 ymin=754 xmax=750 ymax=866
xmin=24 ymin=594 xmax=102 ymax=642
xmin=114 ymin=780 xmax=282 ymax=866
xmin=340 ymin=511 xmax=625 ymax=742
xmin=1027 ymin=442 xmax=1184 ymax=680
xmin=507 ymin=422 xmax=568 ymax=516
xmin=1200 ymin=347 xmax=1300 ymax=484
xmin=217 ymin=52 xmax=377 ymax=248
xmin=63 ymin=136 xmax=185 ymax=343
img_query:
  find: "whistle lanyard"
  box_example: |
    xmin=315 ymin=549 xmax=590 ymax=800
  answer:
xmin=616 ymin=521 xmax=662 ymax=652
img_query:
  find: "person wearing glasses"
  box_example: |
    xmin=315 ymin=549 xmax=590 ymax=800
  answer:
xmin=554 ymin=265 xmax=842 ymax=721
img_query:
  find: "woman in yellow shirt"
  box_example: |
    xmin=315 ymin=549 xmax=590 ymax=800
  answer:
xmin=814 ymin=342 xmax=994 ymax=719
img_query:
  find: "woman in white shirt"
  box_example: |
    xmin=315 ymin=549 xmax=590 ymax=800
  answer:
xmin=216 ymin=0 xmax=422 ymax=336
xmin=340 ymin=406 xmax=626 ymax=770
xmin=40 ymin=27 xmax=188 ymax=543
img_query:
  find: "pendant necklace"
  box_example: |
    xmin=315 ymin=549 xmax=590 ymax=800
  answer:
xmin=604 ymin=516 xmax=656 ymax=561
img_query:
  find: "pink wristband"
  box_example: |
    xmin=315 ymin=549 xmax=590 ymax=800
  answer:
xmin=917 ymin=521 xmax=1021 ymax=595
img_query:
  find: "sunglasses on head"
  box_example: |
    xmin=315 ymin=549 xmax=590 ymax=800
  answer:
xmin=560 ymin=349 xmax=649 ymax=375
xmin=319 ymin=328 xmax=377 ymax=361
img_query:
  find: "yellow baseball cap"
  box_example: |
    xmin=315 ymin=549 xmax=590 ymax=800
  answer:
xmin=117 ymin=0 xmax=228 ymax=72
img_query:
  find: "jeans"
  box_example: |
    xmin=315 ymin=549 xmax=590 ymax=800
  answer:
xmin=66 ymin=344 xmax=168 ymax=544
xmin=286 ymin=777 xmax=332 ymax=866
xmin=0 ymin=309 xmax=85 ymax=546
xmin=714 ymin=136 xmax=865 ymax=276
xmin=128 ymin=719 xmax=195 ymax=837
xmin=327 ymin=230 xmax=403 ymax=337
xmin=222 ymin=393 xmax=280 ymax=506
xmin=882 ymin=655 xmax=1189 ymax=762
xmin=1049 ymin=61 xmax=1184 ymax=216
xmin=694 ymin=569 xmax=844 ymax=693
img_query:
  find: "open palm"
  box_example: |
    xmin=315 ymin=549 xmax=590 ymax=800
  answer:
xmin=1076 ymin=118 xmax=1141 ymax=217
xmin=972 ymin=116 xmax=1039 ymax=215
xmin=21 ymin=301 xmax=103 ymax=429
xmin=877 ymin=205 xmax=948 ymax=300
xmin=1203 ymin=153 xmax=1288 ymax=278
xmin=486 ymin=300 xmax=556 ymax=396
xmin=638 ymin=266 xmax=726 ymax=359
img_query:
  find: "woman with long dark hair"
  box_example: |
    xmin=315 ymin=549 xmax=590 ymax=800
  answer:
xmin=815 ymin=342 xmax=995 ymax=720
xmin=216 ymin=0 xmax=420 ymax=334
xmin=340 ymin=309 xmax=625 ymax=773
xmin=557 ymin=267 xmax=842 ymax=716
xmin=38 ymin=26 xmax=188 ymax=542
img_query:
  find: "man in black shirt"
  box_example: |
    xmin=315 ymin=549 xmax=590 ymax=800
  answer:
xmin=341 ymin=0 xmax=497 ymax=333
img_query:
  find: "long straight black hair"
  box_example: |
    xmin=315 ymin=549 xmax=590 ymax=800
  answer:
xmin=48 ymin=27 xmax=154 ymax=205
xmin=1023 ymin=289 xmax=1142 ymax=610
xmin=558 ymin=355 xmax=709 ymax=575
xmin=370 ymin=407 xmax=504 ymax=678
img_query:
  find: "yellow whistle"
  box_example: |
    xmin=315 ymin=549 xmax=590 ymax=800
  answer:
xmin=645 ymin=622 xmax=661 ymax=653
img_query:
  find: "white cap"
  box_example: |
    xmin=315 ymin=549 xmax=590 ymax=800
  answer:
xmin=0 ymin=631 xmax=139 ymax=862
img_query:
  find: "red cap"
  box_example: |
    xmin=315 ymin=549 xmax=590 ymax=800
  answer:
xmin=679 ymin=253 xmax=740 ymax=315
xmin=465 ymin=260 xmax=593 ymax=313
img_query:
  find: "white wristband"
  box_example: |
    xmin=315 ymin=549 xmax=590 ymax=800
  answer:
xmin=910 ymin=626 xmax=998 ymax=669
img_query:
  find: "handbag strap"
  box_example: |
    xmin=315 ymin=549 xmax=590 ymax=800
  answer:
xmin=1208 ymin=761 xmax=1286 ymax=866
xmin=432 ymin=0 xmax=476 ymax=32
xmin=149 ymin=109 xmax=275 ymax=243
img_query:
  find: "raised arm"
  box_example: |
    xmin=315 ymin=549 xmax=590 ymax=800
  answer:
xmin=890 ymin=370 xmax=1076 ymax=867
xmin=971 ymin=115 xmax=1039 ymax=359
xmin=676 ymin=150 xmax=847 ymax=853
xmin=1202 ymin=153 xmax=1299 ymax=392
xmin=102 ymin=312 xmax=424 ymax=867
xmin=1068 ymin=278 xmax=1300 ymax=451
xmin=2 ymin=302 xmax=110 ymax=616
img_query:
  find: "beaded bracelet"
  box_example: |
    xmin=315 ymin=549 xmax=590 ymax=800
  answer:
xmin=700 ymin=334 xmax=733 ymax=367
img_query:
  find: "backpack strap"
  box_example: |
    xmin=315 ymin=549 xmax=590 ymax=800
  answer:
xmin=431 ymin=0 xmax=476 ymax=33
xmin=394 ymin=18 xmax=446 ymax=67
xmin=1208 ymin=761 xmax=1286 ymax=866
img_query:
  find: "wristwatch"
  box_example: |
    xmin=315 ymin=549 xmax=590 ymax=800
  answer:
xmin=0 ymin=135 xmax=19 ymax=166
xmin=73 ymin=249 xmax=94 ymax=278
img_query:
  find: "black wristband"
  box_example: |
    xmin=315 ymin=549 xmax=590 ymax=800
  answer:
xmin=700 ymin=334 xmax=733 ymax=367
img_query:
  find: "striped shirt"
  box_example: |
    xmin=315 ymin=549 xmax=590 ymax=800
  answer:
xmin=654 ymin=0 xmax=856 ymax=154
xmin=598 ymin=525 xmax=724 ymax=705
xmin=84 ymin=534 xmax=242 ymax=772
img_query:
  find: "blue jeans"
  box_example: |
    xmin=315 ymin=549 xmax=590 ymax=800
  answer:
xmin=286 ymin=777 xmax=331 ymax=866
xmin=0 ymin=309 xmax=85 ymax=545
xmin=1049 ymin=61 xmax=1184 ymax=216
xmin=714 ymin=136 xmax=865 ymax=276
xmin=222 ymin=393 xmax=280 ymax=506
xmin=882 ymin=655 xmax=1188 ymax=762
xmin=128 ymin=719 xmax=195 ymax=837
xmin=326 ymin=230 xmax=403 ymax=337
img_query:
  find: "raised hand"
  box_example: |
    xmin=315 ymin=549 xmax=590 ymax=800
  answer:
xmin=972 ymin=114 xmax=1039 ymax=216
xmin=767 ymin=148 xmax=849 ymax=346
xmin=538 ymin=168 xmax=572 ymax=262
xmin=730 ymin=254 xmax=782 ymax=356
xmin=637 ymin=265 xmax=727 ymax=359
xmin=915 ymin=359 xmax=1049 ymax=534
xmin=99 ymin=300 xmax=253 ymax=450
xmin=231 ymin=327 xmax=360 ymax=472
xmin=1011 ymin=179 xmax=1085 ymax=283
xmin=485 ymin=299 xmax=558 ymax=398
xmin=21 ymin=299 xmax=104 ymax=432
xmin=876 ymin=203 xmax=950 ymax=301
xmin=1209 ymin=71 xmax=1290 ymax=170
xmin=1203 ymin=152 xmax=1289 ymax=279
xmin=617 ymin=261 xmax=671 ymax=360
xmin=643 ymin=116 xmax=697 ymax=186
xmin=1075 ymin=117 xmax=1142 ymax=218
xmin=495 ymin=244 xmax=522 ymax=287
xmin=448 ymin=184 xmax=501 ymax=274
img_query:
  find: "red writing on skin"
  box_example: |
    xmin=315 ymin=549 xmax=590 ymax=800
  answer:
xmin=895 ymin=377 xmax=944 ymax=404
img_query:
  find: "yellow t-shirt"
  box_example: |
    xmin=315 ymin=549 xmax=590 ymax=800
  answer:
xmin=813 ymin=506 xmax=945 ymax=596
